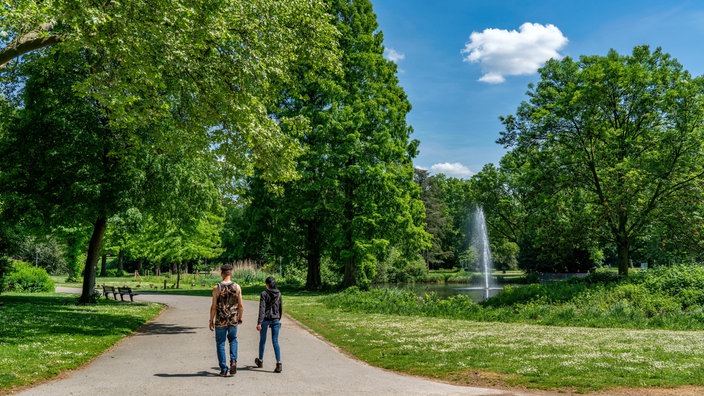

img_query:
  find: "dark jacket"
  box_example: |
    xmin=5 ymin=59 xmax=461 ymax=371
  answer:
xmin=257 ymin=287 xmax=282 ymax=324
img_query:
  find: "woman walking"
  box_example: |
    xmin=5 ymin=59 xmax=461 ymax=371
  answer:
xmin=255 ymin=276 xmax=282 ymax=373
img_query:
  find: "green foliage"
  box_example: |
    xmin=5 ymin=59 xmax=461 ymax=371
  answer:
xmin=1 ymin=0 xmax=340 ymax=180
xmin=224 ymin=0 xmax=429 ymax=290
xmin=17 ymin=236 xmax=67 ymax=275
xmin=497 ymin=46 xmax=704 ymax=275
xmin=4 ymin=261 xmax=54 ymax=292
xmin=324 ymin=265 xmax=704 ymax=330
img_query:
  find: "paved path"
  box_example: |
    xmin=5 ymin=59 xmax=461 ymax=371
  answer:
xmin=17 ymin=288 xmax=540 ymax=396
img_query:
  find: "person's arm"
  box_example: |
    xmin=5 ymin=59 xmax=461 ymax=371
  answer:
xmin=209 ymin=286 xmax=218 ymax=331
xmin=256 ymin=292 xmax=266 ymax=331
xmin=236 ymin=284 xmax=244 ymax=324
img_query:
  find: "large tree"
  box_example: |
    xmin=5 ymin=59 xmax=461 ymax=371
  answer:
xmin=1 ymin=0 xmax=339 ymax=180
xmin=498 ymin=46 xmax=704 ymax=276
xmin=0 ymin=50 xmax=221 ymax=303
xmin=228 ymin=0 xmax=429 ymax=289
xmin=414 ymin=169 xmax=452 ymax=269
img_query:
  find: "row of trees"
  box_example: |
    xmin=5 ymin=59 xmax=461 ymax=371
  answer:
xmin=0 ymin=0 xmax=433 ymax=298
xmin=3 ymin=0 xmax=703 ymax=300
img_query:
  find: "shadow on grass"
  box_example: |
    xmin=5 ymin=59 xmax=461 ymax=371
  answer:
xmin=0 ymin=294 xmax=155 ymax=344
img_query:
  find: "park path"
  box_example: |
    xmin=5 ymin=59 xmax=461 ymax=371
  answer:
xmin=15 ymin=288 xmax=541 ymax=396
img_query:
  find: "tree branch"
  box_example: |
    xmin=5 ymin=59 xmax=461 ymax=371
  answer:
xmin=0 ymin=23 xmax=65 ymax=70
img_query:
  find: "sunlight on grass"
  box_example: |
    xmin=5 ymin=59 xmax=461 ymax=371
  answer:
xmin=285 ymin=295 xmax=704 ymax=392
xmin=0 ymin=292 xmax=163 ymax=391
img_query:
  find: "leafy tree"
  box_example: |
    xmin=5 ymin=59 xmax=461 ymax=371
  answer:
xmin=297 ymin=0 xmax=428 ymax=288
xmin=0 ymin=49 xmax=221 ymax=303
xmin=1 ymin=0 xmax=339 ymax=180
xmin=499 ymin=46 xmax=704 ymax=276
xmin=433 ymin=175 xmax=474 ymax=268
xmin=414 ymin=169 xmax=451 ymax=269
xmin=226 ymin=0 xmax=429 ymax=289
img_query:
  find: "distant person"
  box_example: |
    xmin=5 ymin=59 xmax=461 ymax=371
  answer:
xmin=209 ymin=264 xmax=244 ymax=377
xmin=255 ymin=276 xmax=283 ymax=373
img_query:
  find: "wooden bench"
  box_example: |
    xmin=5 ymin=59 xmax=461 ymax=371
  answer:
xmin=117 ymin=286 xmax=139 ymax=302
xmin=102 ymin=285 xmax=118 ymax=300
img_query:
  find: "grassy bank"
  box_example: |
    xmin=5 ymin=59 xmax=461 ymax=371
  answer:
xmin=285 ymin=294 xmax=704 ymax=393
xmin=0 ymin=292 xmax=163 ymax=391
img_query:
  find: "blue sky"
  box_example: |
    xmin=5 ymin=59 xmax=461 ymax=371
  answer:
xmin=373 ymin=0 xmax=704 ymax=178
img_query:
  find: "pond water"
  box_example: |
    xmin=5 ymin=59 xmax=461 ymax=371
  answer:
xmin=374 ymin=283 xmax=504 ymax=302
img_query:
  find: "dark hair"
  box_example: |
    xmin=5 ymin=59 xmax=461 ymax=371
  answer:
xmin=265 ymin=276 xmax=277 ymax=289
xmin=220 ymin=264 xmax=233 ymax=275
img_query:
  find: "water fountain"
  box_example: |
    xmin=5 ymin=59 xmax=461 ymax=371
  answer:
xmin=457 ymin=206 xmax=503 ymax=300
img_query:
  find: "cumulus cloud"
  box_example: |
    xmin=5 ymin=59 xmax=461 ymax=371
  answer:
xmin=430 ymin=162 xmax=473 ymax=178
xmin=461 ymin=22 xmax=568 ymax=83
xmin=384 ymin=48 xmax=405 ymax=63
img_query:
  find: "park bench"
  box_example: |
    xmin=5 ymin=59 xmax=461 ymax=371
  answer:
xmin=117 ymin=286 xmax=139 ymax=302
xmin=101 ymin=285 xmax=118 ymax=300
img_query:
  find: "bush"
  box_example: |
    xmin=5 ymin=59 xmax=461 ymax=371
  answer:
xmin=4 ymin=260 xmax=54 ymax=292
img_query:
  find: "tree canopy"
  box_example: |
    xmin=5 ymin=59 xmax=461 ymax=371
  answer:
xmin=497 ymin=46 xmax=704 ymax=275
xmin=1 ymin=0 xmax=340 ymax=180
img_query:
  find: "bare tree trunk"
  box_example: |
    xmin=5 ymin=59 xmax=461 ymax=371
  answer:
xmin=78 ymin=216 xmax=107 ymax=304
xmin=100 ymin=254 xmax=107 ymax=277
xmin=305 ymin=220 xmax=322 ymax=290
xmin=117 ymin=247 xmax=124 ymax=275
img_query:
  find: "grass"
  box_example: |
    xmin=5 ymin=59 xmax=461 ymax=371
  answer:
xmin=16 ymin=266 xmax=704 ymax=393
xmin=0 ymin=292 xmax=163 ymax=391
xmin=284 ymin=294 xmax=704 ymax=393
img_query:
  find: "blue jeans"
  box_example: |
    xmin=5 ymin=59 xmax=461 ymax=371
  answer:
xmin=258 ymin=320 xmax=281 ymax=362
xmin=215 ymin=326 xmax=238 ymax=371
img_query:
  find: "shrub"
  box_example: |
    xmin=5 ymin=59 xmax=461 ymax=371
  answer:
xmin=4 ymin=260 xmax=54 ymax=292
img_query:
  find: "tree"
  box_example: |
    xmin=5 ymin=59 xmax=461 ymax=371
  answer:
xmin=499 ymin=46 xmax=704 ymax=276
xmin=293 ymin=0 xmax=428 ymax=289
xmin=414 ymin=169 xmax=451 ymax=269
xmin=0 ymin=49 xmax=222 ymax=303
xmin=227 ymin=0 xmax=429 ymax=289
xmin=1 ymin=0 xmax=339 ymax=180
xmin=433 ymin=175 xmax=474 ymax=268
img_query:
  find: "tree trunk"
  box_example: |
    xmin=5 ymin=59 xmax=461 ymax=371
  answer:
xmin=117 ymin=247 xmax=124 ymax=275
xmin=616 ymin=234 xmax=629 ymax=277
xmin=100 ymin=254 xmax=107 ymax=277
xmin=341 ymin=177 xmax=357 ymax=287
xmin=78 ymin=216 xmax=107 ymax=304
xmin=176 ymin=262 xmax=181 ymax=289
xmin=305 ymin=220 xmax=322 ymax=290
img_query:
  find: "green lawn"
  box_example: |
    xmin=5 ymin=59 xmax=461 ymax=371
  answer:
xmin=0 ymin=292 xmax=163 ymax=391
xmin=285 ymin=294 xmax=704 ymax=393
xmin=8 ymin=281 xmax=704 ymax=394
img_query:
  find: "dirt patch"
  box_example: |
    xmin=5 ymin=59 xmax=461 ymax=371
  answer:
xmin=445 ymin=369 xmax=704 ymax=396
xmin=585 ymin=385 xmax=704 ymax=396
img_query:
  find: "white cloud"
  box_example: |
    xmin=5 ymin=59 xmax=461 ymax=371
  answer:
xmin=384 ymin=48 xmax=405 ymax=63
xmin=461 ymin=22 xmax=568 ymax=84
xmin=430 ymin=162 xmax=474 ymax=178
